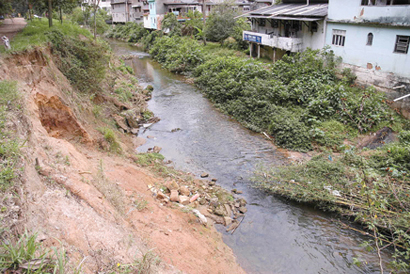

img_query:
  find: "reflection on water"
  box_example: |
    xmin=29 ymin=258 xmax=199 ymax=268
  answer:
xmin=110 ymin=40 xmax=390 ymax=274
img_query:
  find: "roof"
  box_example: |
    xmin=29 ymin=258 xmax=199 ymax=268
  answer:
xmin=240 ymin=3 xmax=328 ymax=19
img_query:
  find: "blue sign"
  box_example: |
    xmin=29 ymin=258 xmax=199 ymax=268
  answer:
xmin=244 ymin=33 xmax=262 ymax=43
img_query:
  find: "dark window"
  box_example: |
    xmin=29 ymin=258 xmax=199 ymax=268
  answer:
xmin=271 ymin=19 xmax=278 ymax=28
xmin=310 ymin=21 xmax=318 ymax=32
xmin=259 ymin=18 xmax=266 ymax=26
xmin=367 ymin=33 xmax=373 ymax=45
xmin=362 ymin=0 xmax=410 ymax=5
xmin=332 ymin=29 xmax=346 ymax=46
xmin=394 ymin=35 xmax=410 ymax=54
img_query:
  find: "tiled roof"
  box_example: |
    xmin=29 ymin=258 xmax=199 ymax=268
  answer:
xmin=244 ymin=3 xmax=328 ymax=18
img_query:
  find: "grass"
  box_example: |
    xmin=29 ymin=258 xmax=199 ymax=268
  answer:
xmin=0 ymin=232 xmax=66 ymax=273
xmin=114 ymin=249 xmax=160 ymax=274
xmin=133 ymin=153 xmax=164 ymax=167
xmin=93 ymin=160 xmax=125 ymax=214
xmin=0 ymin=81 xmax=21 ymax=190
xmin=3 ymin=18 xmax=92 ymax=52
xmin=133 ymin=194 xmax=149 ymax=211
xmin=98 ymin=127 xmax=122 ymax=154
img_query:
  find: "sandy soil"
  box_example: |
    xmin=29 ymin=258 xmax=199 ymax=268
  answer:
xmin=0 ymin=45 xmax=246 ymax=273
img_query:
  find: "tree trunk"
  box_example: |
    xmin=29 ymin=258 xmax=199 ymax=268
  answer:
xmin=94 ymin=7 xmax=97 ymax=40
xmin=60 ymin=5 xmax=62 ymax=24
xmin=48 ymin=0 xmax=52 ymax=27
xmin=202 ymin=0 xmax=207 ymax=45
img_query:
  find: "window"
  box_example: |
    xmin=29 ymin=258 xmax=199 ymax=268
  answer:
xmin=332 ymin=29 xmax=346 ymax=46
xmin=362 ymin=0 xmax=410 ymax=5
xmin=367 ymin=33 xmax=373 ymax=45
xmin=259 ymin=18 xmax=266 ymax=27
xmin=394 ymin=35 xmax=410 ymax=54
xmin=310 ymin=21 xmax=318 ymax=32
xmin=271 ymin=19 xmax=278 ymax=28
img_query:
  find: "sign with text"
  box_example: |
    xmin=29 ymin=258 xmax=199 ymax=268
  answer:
xmin=244 ymin=33 xmax=262 ymax=43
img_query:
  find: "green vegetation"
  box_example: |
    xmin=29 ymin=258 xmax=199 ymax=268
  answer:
xmin=254 ymin=136 xmax=410 ymax=271
xmin=98 ymin=127 xmax=122 ymax=154
xmin=113 ymin=249 xmax=160 ymax=274
xmin=0 ymin=232 xmax=66 ymax=273
xmin=0 ymin=81 xmax=21 ymax=190
xmin=133 ymin=153 xmax=165 ymax=167
xmin=6 ymin=19 xmax=91 ymax=52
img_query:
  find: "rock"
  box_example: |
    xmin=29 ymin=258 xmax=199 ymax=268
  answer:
xmin=180 ymin=186 xmax=190 ymax=196
xmin=165 ymin=181 xmax=179 ymax=191
xmin=171 ymin=128 xmax=181 ymax=132
xmin=357 ymin=127 xmax=397 ymax=149
xmin=170 ymin=190 xmax=179 ymax=202
xmin=238 ymin=207 xmax=247 ymax=213
xmin=238 ymin=198 xmax=247 ymax=207
xmin=213 ymin=206 xmax=225 ymax=216
xmin=156 ymin=192 xmax=165 ymax=200
xmin=210 ymin=198 xmax=219 ymax=207
xmin=192 ymin=209 xmax=207 ymax=226
xmin=147 ymin=135 xmax=155 ymax=139
xmin=226 ymin=221 xmax=239 ymax=232
xmin=112 ymin=114 xmax=129 ymax=132
xmin=200 ymin=172 xmax=209 ymax=178
xmin=236 ymin=190 xmax=243 ymax=194
xmin=224 ymin=217 xmax=233 ymax=226
xmin=190 ymin=193 xmax=200 ymax=203
xmin=198 ymin=198 xmax=206 ymax=205
xmin=153 ymin=146 xmax=162 ymax=153
xmin=208 ymin=181 xmax=215 ymax=186
xmin=231 ymin=189 xmax=237 ymax=194
xmin=224 ymin=204 xmax=232 ymax=217
xmin=122 ymin=109 xmax=141 ymax=128
xmin=179 ymin=196 xmax=190 ymax=205
xmin=211 ymin=178 xmax=217 ymax=182
xmin=234 ymin=203 xmax=240 ymax=208
xmin=146 ymin=85 xmax=154 ymax=91
xmin=131 ymin=128 xmax=139 ymax=135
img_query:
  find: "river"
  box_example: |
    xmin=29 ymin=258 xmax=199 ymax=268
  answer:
xmin=110 ymin=40 xmax=390 ymax=274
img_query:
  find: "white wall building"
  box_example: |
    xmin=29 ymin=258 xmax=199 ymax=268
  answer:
xmin=241 ymin=1 xmax=328 ymax=60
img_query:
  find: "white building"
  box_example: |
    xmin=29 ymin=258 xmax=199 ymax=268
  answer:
xmin=112 ymin=0 xmax=149 ymax=23
xmin=241 ymin=0 xmax=328 ymax=60
xmin=99 ymin=0 xmax=112 ymax=14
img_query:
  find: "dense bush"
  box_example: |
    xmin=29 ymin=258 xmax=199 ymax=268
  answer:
xmin=147 ymin=39 xmax=399 ymax=151
xmin=106 ymin=22 xmax=149 ymax=43
xmin=149 ymin=36 xmax=204 ymax=73
xmin=47 ymin=29 xmax=110 ymax=93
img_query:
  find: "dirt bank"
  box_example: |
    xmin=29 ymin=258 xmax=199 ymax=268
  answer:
xmin=0 ymin=46 xmax=246 ymax=273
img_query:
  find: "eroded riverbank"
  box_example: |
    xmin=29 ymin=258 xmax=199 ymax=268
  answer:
xmin=110 ymin=40 xmax=395 ymax=274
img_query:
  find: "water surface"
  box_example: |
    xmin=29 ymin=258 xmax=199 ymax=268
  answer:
xmin=112 ymin=40 xmax=389 ymax=274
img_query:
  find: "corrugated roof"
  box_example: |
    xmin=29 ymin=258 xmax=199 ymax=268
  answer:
xmin=242 ymin=3 xmax=328 ymax=18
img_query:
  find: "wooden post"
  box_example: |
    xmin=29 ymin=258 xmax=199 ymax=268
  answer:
xmin=257 ymin=44 xmax=260 ymax=58
xmin=250 ymin=43 xmax=253 ymax=58
xmin=48 ymin=0 xmax=52 ymax=27
xmin=273 ymin=47 xmax=276 ymax=62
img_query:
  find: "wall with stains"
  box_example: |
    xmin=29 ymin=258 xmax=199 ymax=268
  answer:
xmin=326 ymin=22 xmax=410 ymax=77
xmin=328 ymin=0 xmax=410 ymax=24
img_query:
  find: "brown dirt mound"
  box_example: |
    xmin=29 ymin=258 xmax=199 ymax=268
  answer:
xmin=35 ymin=93 xmax=93 ymax=143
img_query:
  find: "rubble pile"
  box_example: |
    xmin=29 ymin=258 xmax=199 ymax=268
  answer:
xmin=148 ymin=175 xmax=247 ymax=232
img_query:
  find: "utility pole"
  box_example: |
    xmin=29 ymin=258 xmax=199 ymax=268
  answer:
xmin=202 ymin=0 xmax=207 ymax=45
xmin=48 ymin=0 xmax=53 ymax=27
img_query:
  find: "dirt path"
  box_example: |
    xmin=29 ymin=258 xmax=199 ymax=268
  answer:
xmin=0 ymin=18 xmax=26 ymax=40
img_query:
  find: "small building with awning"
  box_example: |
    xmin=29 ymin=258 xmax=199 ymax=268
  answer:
xmin=239 ymin=0 xmax=328 ymax=60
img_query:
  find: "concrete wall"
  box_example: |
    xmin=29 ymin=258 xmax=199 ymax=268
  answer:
xmin=328 ymin=0 xmax=410 ymax=24
xmin=326 ymin=22 xmax=410 ymax=77
xmin=251 ymin=19 xmax=326 ymax=51
xmin=112 ymin=3 xmax=128 ymax=23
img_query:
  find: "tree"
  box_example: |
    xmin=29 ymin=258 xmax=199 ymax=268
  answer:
xmin=162 ymin=12 xmax=181 ymax=37
xmin=204 ymin=0 xmax=239 ymax=44
xmin=0 ymin=0 xmax=13 ymax=15
xmin=182 ymin=10 xmax=202 ymax=37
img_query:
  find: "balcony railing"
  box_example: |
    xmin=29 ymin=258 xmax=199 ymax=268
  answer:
xmin=243 ymin=31 xmax=303 ymax=52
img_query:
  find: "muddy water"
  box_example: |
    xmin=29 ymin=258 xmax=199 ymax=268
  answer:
xmin=111 ymin=40 xmax=390 ymax=274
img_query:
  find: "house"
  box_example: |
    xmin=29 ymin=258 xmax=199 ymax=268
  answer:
xmin=144 ymin=0 xmax=215 ymax=30
xmin=326 ymin=0 xmax=410 ymax=94
xmin=241 ymin=0 xmax=328 ymax=60
xmin=99 ymin=0 xmax=112 ymax=14
xmin=111 ymin=0 xmax=149 ymax=23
